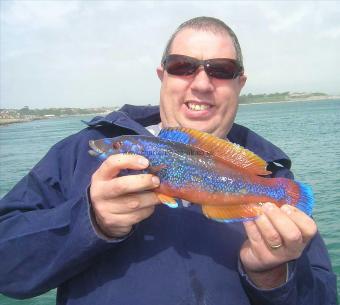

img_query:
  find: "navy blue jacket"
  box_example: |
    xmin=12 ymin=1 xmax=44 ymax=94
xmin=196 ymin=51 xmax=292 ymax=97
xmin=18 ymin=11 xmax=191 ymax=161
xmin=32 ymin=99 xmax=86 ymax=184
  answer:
xmin=0 ymin=105 xmax=337 ymax=305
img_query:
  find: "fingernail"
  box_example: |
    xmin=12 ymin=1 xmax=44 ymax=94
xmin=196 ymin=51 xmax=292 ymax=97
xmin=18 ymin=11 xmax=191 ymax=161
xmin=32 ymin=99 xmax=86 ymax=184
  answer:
xmin=152 ymin=176 xmax=160 ymax=186
xmin=281 ymin=205 xmax=292 ymax=215
xmin=263 ymin=202 xmax=274 ymax=212
xmin=138 ymin=157 xmax=149 ymax=167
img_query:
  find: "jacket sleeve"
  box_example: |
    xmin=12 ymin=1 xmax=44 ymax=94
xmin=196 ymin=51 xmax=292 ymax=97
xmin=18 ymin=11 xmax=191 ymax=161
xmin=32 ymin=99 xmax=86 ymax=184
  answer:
xmin=239 ymin=165 xmax=338 ymax=305
xmin=0 ymin=135 xmax=117 ymax=299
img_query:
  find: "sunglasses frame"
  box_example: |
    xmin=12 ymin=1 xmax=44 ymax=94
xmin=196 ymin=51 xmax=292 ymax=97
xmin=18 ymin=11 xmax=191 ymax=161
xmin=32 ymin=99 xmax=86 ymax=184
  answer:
xmin=162 ymin=54 xmax=244 ymax=80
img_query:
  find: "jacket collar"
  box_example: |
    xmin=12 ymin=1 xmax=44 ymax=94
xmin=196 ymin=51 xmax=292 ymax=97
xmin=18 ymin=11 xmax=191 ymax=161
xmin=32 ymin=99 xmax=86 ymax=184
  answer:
xmin=84 ymin=105 xmax=160 ymax=136
xmin=84 ymin=104 xmax=291 ymax=169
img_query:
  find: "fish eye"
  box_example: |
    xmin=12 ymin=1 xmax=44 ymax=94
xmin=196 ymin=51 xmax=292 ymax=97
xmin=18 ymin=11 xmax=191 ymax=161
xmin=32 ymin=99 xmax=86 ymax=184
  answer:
xmin=113 ymin=142 xmax=122 ymax=149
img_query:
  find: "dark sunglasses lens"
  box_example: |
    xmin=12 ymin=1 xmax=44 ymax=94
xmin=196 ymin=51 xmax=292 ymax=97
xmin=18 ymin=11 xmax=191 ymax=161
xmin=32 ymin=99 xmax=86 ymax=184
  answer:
xmin=165 ymin=55 xmax=197 ymax=75
xmin=206 ymin=59 xmax=241 ymax=79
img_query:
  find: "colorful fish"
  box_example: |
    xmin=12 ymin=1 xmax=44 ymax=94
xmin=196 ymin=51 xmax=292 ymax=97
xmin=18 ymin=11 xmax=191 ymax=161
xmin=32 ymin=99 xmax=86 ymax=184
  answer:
xmin=89 ymin=128 xmax=314 ymax=222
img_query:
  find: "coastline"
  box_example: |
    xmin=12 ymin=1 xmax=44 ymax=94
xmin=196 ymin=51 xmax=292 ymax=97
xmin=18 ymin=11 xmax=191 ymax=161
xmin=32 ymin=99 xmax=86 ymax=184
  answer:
xmin=239 ymin=95 xmax=340 ymax=106
xmin=0 ymin=112 xmax=110 ymax=127
xmin=1 ymin=97 xmax=339 ymax=127
xmin=0 ymin=117 xmax=46 ymax=127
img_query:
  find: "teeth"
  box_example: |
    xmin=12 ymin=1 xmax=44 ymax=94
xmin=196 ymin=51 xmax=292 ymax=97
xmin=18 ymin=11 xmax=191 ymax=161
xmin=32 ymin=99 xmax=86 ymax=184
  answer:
xmin=187 ymin=103 xmax=210 ymax=111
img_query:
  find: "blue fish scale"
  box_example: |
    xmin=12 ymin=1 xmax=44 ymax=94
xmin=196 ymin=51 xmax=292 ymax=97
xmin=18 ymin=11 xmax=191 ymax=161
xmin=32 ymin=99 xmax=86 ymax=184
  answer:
xmin=118 ymin=137 xmax=287 ymax=202
xmin=140 ymin=139 xmax=169 ymax=159
xmin=245 ymin=183 xmax=286 ymax=201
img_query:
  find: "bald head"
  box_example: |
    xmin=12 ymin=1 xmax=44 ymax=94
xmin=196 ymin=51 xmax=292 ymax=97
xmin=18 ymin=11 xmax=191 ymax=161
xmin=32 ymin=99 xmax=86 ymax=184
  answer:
xmin=161 ymin=16 xmax=243 ymax=67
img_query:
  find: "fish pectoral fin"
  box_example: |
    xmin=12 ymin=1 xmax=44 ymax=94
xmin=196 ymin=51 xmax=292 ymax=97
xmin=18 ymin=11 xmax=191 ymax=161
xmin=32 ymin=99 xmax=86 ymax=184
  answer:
xmin=202 ymin=204 xmax=263 ymax=223
xmin=159 ymin=127 xmax=271 ymax=176
xmin=157 ymin=193 xmax=179 ymax=208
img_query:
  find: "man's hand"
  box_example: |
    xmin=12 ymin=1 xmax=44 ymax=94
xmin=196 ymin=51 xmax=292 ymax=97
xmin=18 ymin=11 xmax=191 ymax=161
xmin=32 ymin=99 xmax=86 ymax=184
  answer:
xmin=90 ymin=154 xmax=161 ymax=239
xmin=240 ymin=202 xmax=317 ymax=289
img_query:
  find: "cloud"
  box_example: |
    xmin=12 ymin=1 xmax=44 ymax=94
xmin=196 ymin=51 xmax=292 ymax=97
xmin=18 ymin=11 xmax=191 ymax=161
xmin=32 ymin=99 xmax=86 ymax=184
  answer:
xmin=321 ymin=26 xmax=340 ymax=39
xmin=256 ymin=1 xmax=340 ymax=39
xmin=1 ymin=1 xmax=339 ymax=108
xmin=1 ymin=0 xmax=80 ymax=28
xmin=314 ymin=2 xmax=340 ymax=39
xmin=257 ymin=2 xmax=313 ymax=32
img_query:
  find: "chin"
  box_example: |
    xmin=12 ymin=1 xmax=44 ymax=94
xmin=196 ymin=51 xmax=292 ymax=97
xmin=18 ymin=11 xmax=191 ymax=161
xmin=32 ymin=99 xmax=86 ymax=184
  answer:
xmin=182 ymin=122 xmax=214 ymax=133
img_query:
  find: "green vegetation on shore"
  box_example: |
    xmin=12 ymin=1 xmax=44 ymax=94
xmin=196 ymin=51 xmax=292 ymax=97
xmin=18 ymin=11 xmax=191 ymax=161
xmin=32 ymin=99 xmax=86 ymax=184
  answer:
xmin=239 ymin=91 xmax=329 ymax=104
xmin=6 ymin=106 xmax=114 ymax=117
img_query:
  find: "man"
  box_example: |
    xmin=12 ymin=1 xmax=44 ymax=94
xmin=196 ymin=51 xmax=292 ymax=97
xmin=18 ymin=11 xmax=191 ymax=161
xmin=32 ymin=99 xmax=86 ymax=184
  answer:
xmin=0 ymin=17 xmax=337 ymax=305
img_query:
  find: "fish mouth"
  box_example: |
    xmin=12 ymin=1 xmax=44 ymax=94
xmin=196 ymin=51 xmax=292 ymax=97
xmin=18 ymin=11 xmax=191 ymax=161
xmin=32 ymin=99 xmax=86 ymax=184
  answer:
xmin=89 ymin=140 xmax=105 ymax=153
xmin=88 ymin=138 xmax=122 ymax=159
xmin=88 ymin=140 xmax=103 ymax=157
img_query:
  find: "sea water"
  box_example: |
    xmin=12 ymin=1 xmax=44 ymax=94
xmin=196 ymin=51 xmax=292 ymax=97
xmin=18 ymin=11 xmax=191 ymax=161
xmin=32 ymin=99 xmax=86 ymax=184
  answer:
xmin=0 ymin=100 xmax=339 ymax=304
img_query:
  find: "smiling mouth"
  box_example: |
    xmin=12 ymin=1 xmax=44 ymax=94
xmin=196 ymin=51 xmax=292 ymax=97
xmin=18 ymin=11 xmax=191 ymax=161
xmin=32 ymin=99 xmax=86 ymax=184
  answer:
xmin=185 ymin=102 xmax=212 ymax=111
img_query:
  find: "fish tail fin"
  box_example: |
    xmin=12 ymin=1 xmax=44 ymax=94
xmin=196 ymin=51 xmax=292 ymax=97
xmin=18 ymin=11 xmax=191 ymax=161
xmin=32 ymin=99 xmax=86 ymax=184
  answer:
xmin=294 ymin=181 xmax=314 ymax=216
xmin=279 ymin=178 xmax=314 ymax=215
xmin=269 ymin=177 xmax=314 ymax=216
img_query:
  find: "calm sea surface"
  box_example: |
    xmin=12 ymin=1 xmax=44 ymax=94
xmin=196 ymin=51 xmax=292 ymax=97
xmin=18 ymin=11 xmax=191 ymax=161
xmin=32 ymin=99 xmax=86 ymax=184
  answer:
xmin=0 ymin=100 xmax=339 ymax=304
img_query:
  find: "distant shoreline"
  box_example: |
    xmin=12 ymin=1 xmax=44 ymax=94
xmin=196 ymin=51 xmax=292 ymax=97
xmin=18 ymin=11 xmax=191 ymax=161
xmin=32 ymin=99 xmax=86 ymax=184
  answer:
xmin=0 ymin=117 xmax=45 ymax=127
xmin=1 ymin=97 xmax=339 ymax=127
xmin=239 ymin=96 xmax=340 ymax=106
xmin=0 ymin=112 xmax=109 ymax=127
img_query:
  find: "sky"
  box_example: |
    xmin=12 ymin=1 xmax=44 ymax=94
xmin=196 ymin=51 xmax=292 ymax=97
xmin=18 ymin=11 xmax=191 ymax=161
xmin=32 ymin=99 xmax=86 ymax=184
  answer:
xmin=1 ymin=0 xmax=340 ymax=109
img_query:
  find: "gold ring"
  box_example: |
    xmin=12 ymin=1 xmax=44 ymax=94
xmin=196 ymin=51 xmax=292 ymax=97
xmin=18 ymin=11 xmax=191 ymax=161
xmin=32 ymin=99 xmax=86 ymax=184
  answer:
xmin=270 ymin=243 xmax=282 ymax=249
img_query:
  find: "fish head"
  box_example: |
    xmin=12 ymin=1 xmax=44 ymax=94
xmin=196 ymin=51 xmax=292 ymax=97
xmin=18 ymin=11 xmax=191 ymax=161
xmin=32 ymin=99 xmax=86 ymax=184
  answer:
xmin=89 ymin=136 xmax=147 ymax=161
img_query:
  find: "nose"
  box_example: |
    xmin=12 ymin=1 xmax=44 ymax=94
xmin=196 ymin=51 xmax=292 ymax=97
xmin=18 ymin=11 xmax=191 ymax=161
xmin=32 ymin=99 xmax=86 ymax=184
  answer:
xmin=190 ymin=67 xmax=214 ymax=93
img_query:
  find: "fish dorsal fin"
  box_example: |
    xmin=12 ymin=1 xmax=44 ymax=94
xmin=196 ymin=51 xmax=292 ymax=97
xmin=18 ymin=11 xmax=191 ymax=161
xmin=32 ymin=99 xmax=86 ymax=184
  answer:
xmin=159 ymin=127 xmax=271 ymax=176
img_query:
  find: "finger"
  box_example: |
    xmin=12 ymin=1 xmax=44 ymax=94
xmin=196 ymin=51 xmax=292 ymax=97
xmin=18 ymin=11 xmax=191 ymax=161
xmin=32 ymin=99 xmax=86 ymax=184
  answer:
xmin=107 ymin=206 xmax=156 ymax=228
xmin=254 ymin=214 xmax=282 ymax=249
xmin=103 ymin=174 xmax=160 ymax=198
xmin=106 ymin=191 xmax=161 ymax=214
xmin=243 ymin=220 xmax=263 ymax=244
xmin=281 ymin=205 xmax=317 ymax=242
xmin=262 ymin=202 xmax=303 ymax=247
xmin=95 ymin=154 xmax=149 ymax=180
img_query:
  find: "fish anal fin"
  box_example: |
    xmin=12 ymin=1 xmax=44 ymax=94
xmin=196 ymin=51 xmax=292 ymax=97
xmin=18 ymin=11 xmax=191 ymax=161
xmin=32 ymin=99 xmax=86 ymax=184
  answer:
xmin=157 ymin=193 xmax=179 ymax=208
xmin=202 ymin=203 xmax=263 ymax=222
xmin=160 ymin=127 xmax=271 ymax=176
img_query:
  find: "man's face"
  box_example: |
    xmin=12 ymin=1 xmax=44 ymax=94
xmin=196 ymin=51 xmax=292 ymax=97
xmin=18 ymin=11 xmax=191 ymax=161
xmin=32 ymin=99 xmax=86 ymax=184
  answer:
xmin=157 ymin=28 xmax=247 ymax=138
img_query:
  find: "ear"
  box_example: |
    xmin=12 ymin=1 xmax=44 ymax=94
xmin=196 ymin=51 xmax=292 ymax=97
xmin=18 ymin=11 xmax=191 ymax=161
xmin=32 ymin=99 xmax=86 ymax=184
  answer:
xmin=238 ymin=74 xmax=247 ymax=89
xmin=157 ymin=66 xmax=164 ymax=81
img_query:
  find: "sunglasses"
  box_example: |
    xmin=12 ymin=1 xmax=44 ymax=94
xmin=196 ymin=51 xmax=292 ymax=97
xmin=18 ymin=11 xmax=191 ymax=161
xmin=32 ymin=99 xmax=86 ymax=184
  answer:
xmin=162 ymin=54 xmax=243 ymax=80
